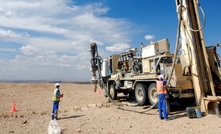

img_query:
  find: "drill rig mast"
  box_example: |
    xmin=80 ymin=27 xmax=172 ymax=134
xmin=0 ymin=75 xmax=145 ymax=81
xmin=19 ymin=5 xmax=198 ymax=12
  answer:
xmin=175 ymin=0 xmax=220 ymax=114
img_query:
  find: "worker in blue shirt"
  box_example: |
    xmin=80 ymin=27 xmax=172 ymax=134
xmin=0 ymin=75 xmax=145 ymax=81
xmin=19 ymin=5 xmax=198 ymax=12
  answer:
xmin=51 ymin=83 xmax=63 ymax=120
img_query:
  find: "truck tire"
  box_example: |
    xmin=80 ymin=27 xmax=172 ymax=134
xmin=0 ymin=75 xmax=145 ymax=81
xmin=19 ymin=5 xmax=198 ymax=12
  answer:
xmin=108 ymin=84 xmax=117 ymax=100
xmin=147 ymin=83 xmax=158 ymax=105
xmin=135 ymin=83 xmax=147 ymax=105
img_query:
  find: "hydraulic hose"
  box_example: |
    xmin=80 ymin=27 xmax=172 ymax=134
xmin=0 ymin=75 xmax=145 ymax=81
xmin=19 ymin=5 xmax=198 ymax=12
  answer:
xmin=166 ymin=0 xmax=183 ymax=88
xmin=107 ymin=93 xmax=158 ymax=113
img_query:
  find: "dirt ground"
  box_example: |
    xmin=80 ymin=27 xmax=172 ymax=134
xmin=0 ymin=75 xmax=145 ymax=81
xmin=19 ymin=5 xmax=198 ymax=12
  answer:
xmin=0 ymin=83 xmax=221 ymax=134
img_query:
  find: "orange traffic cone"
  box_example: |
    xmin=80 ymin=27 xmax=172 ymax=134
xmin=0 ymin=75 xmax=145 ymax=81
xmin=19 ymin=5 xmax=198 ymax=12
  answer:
xmin=10 ymin=101 xmax=16 ymax=112
xmin=98 ymin=89 xmax=101 ymax=95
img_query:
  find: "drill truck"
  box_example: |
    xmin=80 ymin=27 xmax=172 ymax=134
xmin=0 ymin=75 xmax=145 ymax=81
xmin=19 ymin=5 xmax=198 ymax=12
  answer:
xmin=89 ymin=0 xmax=221 ymax=114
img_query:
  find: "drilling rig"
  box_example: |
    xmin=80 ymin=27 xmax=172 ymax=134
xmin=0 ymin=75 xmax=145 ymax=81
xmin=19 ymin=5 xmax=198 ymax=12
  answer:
xmin=89 ymin=0 xmax=221 ymax=115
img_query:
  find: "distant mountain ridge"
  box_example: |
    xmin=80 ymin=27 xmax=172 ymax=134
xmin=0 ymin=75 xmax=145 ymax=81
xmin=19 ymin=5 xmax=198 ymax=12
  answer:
xmin=0 ymin=80 xmax=91 ymax=84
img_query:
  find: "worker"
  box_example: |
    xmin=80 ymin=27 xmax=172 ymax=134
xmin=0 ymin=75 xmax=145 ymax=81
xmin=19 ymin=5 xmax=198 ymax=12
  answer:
xmin=51 ymin=83 xmax=63 ymax=120
xmin=156 ymin=75 xmax=169 ymax=120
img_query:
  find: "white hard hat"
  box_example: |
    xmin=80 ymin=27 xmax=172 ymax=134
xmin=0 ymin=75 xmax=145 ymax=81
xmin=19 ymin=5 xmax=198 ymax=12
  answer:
xmin=158 ymin=75 xmax=164 ymax=79
xmin=55 ymin=83 xmax=60 ymax=88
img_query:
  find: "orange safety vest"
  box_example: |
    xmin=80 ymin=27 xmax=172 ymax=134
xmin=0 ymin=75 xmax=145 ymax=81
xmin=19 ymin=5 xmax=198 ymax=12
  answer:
xmin=156 ymin=81 xmax=167 ymax=94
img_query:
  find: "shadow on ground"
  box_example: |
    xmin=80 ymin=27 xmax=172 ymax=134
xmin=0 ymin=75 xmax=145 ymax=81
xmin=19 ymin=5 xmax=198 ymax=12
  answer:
xmin=60 ymin=114 xmax=85 ymax=120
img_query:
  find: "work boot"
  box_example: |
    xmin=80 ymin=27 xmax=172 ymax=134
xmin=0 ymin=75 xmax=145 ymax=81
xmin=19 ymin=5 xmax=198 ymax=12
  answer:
xmin=54 ymin=116 xmax=57 ymax=120
xmin=51 ymin=115 xmax=54 ymax=120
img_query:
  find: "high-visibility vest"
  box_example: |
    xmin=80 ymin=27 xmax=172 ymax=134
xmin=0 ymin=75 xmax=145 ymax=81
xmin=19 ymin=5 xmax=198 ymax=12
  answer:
xmin=156 ymin=81 xmax=167 ymax=94
xmin=52 ymin=88 xmax=60 ymax=101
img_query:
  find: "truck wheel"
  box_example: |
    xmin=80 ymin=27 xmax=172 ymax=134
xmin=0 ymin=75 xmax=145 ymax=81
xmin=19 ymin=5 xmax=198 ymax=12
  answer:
xmin=108 ymin=84 xmax=117 ymax=100
xmin=148 ymin=83 xmax=158 ymax=105
xmin=135 ymin=83 xmax=147 ymax=105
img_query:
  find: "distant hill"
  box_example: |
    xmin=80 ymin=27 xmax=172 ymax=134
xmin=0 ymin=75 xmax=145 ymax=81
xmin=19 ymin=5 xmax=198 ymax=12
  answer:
xmin=0 ymin=80 xmax=91 ymax=84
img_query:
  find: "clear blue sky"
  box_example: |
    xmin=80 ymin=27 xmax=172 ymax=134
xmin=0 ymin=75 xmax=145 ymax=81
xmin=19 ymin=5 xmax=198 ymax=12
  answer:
xmin=0 ymin=0 xmax=220 ymax=81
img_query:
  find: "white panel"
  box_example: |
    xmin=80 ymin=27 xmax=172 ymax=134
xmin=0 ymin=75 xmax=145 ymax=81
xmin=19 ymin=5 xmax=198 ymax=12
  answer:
xmin=142 ymin=45 xmax=156 ymax=58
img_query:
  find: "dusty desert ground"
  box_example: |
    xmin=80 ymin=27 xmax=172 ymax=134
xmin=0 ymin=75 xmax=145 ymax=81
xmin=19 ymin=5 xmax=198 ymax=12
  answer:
xmin=0 ymin=83 xmax=221 ymax=134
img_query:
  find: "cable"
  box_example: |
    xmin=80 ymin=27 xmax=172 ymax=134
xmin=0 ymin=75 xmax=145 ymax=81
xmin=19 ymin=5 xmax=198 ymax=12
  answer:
xmin=187 ymin=1 xmax=206 ymax=32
